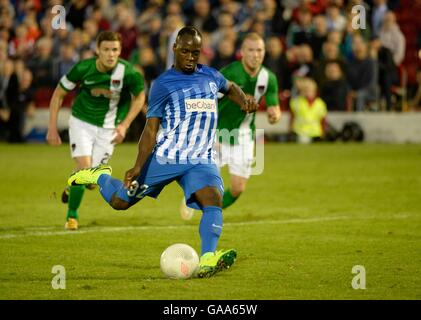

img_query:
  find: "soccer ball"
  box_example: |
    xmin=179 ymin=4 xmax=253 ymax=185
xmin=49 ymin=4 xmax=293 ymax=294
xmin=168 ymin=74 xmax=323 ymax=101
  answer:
xmin=160 ymin=243 xmax=199 ymax=279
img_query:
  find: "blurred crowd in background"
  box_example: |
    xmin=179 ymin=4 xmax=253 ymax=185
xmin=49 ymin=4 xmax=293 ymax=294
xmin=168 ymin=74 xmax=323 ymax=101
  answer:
xmin=0 ymin=0 xmax=420 ymax=143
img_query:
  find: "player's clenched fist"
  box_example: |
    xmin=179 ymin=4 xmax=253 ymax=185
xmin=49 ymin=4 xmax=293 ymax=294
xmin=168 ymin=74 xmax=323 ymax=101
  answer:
xmin=46 ymin=128 xmax=62 ymax=146
xmin=124 ymin=166 xmax=141 ymax=188
xmin=267 ymin=106 xmax=281 ymax=124
xmin=242 ymin=96 xmax=259 ymax=113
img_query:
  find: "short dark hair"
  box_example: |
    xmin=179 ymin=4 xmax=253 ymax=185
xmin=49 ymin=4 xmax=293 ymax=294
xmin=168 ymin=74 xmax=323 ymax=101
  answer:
xmin=96 ymin=31 xmax=122 ymax=47
xmin=176 ymin=26 xmax=202 ymax=42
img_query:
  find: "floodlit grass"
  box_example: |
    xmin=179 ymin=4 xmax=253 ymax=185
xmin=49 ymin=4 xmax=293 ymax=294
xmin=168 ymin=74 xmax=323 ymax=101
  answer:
xmin=0 ymin=143 xmax=420 ymax=299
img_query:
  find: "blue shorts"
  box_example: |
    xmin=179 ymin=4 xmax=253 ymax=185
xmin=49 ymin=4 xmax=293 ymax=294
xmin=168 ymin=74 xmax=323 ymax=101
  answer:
xmin=116 ymin=153 xmax=224 ymax=210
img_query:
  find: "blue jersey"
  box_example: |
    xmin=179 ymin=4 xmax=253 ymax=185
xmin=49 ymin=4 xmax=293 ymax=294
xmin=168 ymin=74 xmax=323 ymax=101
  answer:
xmin=147 ymin=64 xmax=229 ymax=164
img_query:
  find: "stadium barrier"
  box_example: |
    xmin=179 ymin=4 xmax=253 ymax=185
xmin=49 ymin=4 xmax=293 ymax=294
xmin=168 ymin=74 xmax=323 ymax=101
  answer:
xmin=24 ymin=109 xmax=421 ymax=144
xmin=255 ymin=112 xmax=421 ymax=143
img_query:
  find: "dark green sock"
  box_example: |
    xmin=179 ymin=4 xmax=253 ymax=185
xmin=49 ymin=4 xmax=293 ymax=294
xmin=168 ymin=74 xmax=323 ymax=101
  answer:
xmin=67 ymin=185 xmax=85 ymax=220
xmin=222 ymin=189 xmax=239 ymax=209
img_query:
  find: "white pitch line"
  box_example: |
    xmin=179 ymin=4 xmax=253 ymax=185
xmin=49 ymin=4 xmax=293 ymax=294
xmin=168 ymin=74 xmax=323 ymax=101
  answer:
xmin=0 ymin=216 xmax=350 ymax=240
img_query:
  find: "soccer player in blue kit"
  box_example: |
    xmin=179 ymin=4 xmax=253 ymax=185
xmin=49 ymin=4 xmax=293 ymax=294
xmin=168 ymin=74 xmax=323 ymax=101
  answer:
xmin=68 ymin=26 xmax=258 ymax=278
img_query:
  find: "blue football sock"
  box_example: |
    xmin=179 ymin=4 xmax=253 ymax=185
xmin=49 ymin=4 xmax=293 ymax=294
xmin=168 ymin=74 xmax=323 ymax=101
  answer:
xmin=199 ymin=206 xmax=223 ymax=255
xmin=97 ymin=174 xmax=123 ymax=203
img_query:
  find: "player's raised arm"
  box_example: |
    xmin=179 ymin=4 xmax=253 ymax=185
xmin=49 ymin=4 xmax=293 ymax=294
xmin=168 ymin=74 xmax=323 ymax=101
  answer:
xmin=124 ymin=117 xmax=160 ymax=188
xmin=46 ymin=84 xmax=68 ymax=146
xmin=225 ymin=80 xmax=259 ymax=113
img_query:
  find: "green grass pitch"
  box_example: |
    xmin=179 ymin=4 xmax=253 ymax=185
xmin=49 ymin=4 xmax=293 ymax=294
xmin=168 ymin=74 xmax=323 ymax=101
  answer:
xmin=0 ymin=142 xmax=420 ymax=299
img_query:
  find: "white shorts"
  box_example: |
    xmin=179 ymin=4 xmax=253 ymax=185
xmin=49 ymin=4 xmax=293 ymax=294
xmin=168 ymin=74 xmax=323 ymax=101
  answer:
xmin=216 ymin=140 xmax=255 ymax=179
xmin=68 ymin=115 xmax=115 ymax=166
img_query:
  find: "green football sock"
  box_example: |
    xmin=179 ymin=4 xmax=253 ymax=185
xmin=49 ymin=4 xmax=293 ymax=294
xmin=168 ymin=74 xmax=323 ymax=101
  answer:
xmin=222 ymin=189 xmax=239 ymax=209
xmin=66 ymin=185 xmax=85 ymax=220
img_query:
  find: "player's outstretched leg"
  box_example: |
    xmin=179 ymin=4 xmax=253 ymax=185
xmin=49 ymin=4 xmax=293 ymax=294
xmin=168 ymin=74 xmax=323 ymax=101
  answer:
xmin=68 ymin=164 xmax=133 ymax=210
xmin=68 ymin=164 xmax=112 ymax=186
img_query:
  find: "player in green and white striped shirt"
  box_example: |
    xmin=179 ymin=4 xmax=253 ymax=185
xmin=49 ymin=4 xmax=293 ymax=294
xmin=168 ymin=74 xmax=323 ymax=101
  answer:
xmin=46 ymin=31 xmax=146 ymax=230
xmin=216 ymin=33 xmax=281 ymax=210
